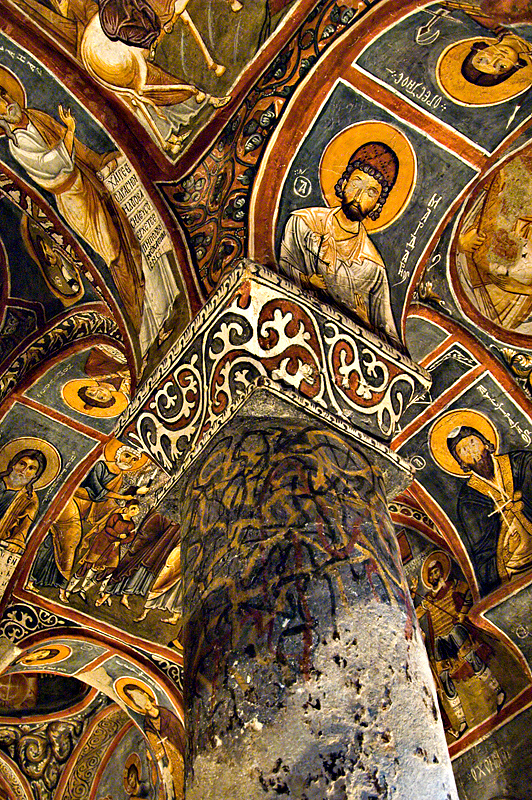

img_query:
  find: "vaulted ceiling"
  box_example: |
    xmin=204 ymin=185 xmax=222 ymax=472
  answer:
xmin=0 ymin=1 xmax=532 ymax=798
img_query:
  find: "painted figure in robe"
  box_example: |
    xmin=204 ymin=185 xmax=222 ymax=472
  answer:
xmin=0 ymin=449 xmax=46 ymax=554
xmin=412 ymin=551 xmax=504 ymax=739
xmin=0 ymin=68 xmax=145 ymax=331
xmin=448 ymin=424 xmax=532 ymax=593
xmin=279 ymin=142 xmax=401 ymax=347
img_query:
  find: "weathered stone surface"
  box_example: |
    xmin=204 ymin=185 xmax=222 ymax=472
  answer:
xmin=179 ymin=421 xmax=457 ymax=799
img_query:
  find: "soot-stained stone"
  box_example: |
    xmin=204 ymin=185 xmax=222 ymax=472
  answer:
xmin=179 ymin=421 xmax=458 ymax=799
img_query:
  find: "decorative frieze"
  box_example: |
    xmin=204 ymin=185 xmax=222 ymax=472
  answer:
xmin=118 ymin=261 xmax=429 ymax=487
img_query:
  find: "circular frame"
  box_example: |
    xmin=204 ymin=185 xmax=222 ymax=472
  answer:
xmin=62 ymin=379 xmax=128 ymax=418
xmin=421 ymin=550 xmax=452 ymax=589
xmin=429 ymin=409 xmax=499 ymax=476
xmin=319 ymin=120 xmax=417 ymax=232
xmin=436 ymin=37 xmax=532 ymax=107
xmin=0 ymin=438 xmax=61 ymax=489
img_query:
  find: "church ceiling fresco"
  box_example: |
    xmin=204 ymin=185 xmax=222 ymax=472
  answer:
xmin=0 ymin=29 xmax=194 ymax=381
xmin=3 ymin=0 xmax=532 ymax=798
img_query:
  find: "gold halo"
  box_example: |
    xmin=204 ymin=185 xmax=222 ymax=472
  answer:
xmin=103 ymin=438 xmax=148 ymax=471
xmin=123 ymin=753 xmax=142 ymax=791
xmin=421 ymin=550 xmax=452 ymax=590
xmin=436 ymin=37 xmax=532 ymax=107
xmin=0 ymin=438 xmax=61 ymax=489
xmin=429 ymin=409 xmax=499 ymax=477
xmin=319 ymin=121 xmax=417 ymax=233
xmin=0 ymin=66 xmax=26 ymax=110
xmin=62 ymin=379 xmax=128 ymax=418
xmin=114 ymin=676 xmax=157 ymax=711
xmin=17 ymin=643 xmax=72 ymax=667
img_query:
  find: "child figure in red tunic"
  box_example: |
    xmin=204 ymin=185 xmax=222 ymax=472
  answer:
xmin=69 ymin=499 xmax=140 ymax=600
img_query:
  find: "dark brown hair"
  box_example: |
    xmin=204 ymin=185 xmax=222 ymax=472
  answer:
xmin=461 ymin=41 xmax=526 ymax=87
xmin=0 ymin=448 xmax=47 ymax=496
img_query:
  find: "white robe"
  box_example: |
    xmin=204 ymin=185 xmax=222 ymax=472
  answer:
xmin=279 ymin=206 xmax=400 ymax=345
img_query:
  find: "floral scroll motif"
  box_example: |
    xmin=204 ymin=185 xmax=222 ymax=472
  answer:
xmin=119 ymin=263 xmax=429 ymax=476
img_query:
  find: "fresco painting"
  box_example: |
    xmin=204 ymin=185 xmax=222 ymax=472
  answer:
xmin=25 ymin=347 xmax=131 ymax=433
xmin=5 ymin=638 xmax=109 ymax=676
xmin=0 ymin=32 xmax=190 ymax=366
xmin=275 ymin=80 xmax=477 ymax=346
xmin=2 ymin=0 xmax=532 ymax=797
xmin=398 ymin=377 xmax=532 ymax=595
xmin=451 ymin=139 xmax=532 ymax=336
xmin=452 ymin=704 xmax=532 ymax=800
xmin=26 ymin=440 xmax=181 ymax=648
xmin=8 ymin=0 xmax=296 ymax=158
xmin=0 ymin=189 xmax=102 ymax=326
xmin=95 ymin=730 xmax=156 ymax=800
xmin=431 ymin=408 xmax=532 ymax=594
xmin=0 ymin=401 xmax=101 ymax=597
xmin=398 ymin=523 xmax=528 ymax=745
xmin=114 ymin=675 xmax=184 ymax=800
xmin=485 ymin=579 xmax=532 ymax=671
xmin=28 ymin=438 xmax=151 ymax=597
xmin=355 ymin=2 xmax=532 ymax=153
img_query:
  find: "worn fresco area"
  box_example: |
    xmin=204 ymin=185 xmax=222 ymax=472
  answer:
xmin=6 ymin=0 xmax=297 ymax=158
xmin=0 ymin=32 xmax=190 ymax=368
xmin=452 ymin=139 xmax=532 ymax=337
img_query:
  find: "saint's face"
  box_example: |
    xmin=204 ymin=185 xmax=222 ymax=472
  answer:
xmin=9 ymin=456 xmax=40 ymax=487
xmin=128 ymin=688 xmax=157 ymax=715
xmin=24 ymin=648 xmax=57 ymax=663
xmin=85 ymin=385 xmax=113 ymax=403
xmin=0 ymin=93 xmax=23 ymax=124
xmin=428 ymin=564 xmax=443 ymax=588
xmin=342 ymin=169 xmax=382 ymax=222
xmin=0 ymin=91 xmax=11 ymax=118
xmin=454 ymin=435 xmax=488 ymax=468
xmin=471 ymin=43 xmax=519 ymax=75
xmin=115 ymin=450 xmax=141 ymax=471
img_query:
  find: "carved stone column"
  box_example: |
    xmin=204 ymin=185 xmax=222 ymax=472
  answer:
xmin=118 ymin=262 xmax=458 ymax=799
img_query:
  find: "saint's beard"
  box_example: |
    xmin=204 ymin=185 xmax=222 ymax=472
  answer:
xmin=341 ymin=197 xmax=367 ymax=222
xmin=8 ymin=472 xmax=31 ymax=489
xmin=429 ymin=576 xmax=445 ymax=593
xmin=0 ymin=102 xmax=24 ymax=142
xmin=469 ymin=449 xmax=494 ymax=480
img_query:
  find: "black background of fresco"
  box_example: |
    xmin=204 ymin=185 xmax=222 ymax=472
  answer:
xmin=453 ymin=704 xmax=532 ymax=799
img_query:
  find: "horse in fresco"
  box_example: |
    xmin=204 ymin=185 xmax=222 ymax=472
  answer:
xmin=25 ymin=0 xmax=235 ymax=153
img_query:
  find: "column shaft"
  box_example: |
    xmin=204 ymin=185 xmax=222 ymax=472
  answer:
xmin=180 ymin=421 xmax=457 ymax=799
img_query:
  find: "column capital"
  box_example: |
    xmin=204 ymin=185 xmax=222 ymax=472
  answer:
xmin=118 ymin=261 xmax=429 ymax=494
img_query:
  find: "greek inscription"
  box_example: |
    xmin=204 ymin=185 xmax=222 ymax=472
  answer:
xmin=397 ymin=193 xmax=442 ymax=283
xmin=293 ymin=174 xmax=312 ymax=198
xmin=385 ymin=68 xmax=447 ymax=111
xmin=478 ymin=385 xmax=532 ymax=445
xmin=469 ymin=747 xmax=511 ymax=782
